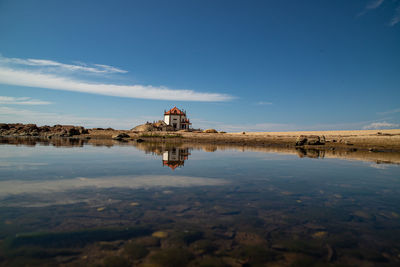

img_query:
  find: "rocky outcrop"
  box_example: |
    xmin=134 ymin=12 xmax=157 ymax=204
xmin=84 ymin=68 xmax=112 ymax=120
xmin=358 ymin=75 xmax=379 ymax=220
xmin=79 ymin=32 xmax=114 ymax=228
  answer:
xmin=295 ymin=135 xmax=326 ymax=146
xmin=0 ymin=123 xmax=88 ymax=138
xmin=112 ymin=133 xmax=130 ymax=140
xmin=203 ymin=129 xmax=218 ymax=133
xmin=131 ymin=121 xmax=174 ymax=132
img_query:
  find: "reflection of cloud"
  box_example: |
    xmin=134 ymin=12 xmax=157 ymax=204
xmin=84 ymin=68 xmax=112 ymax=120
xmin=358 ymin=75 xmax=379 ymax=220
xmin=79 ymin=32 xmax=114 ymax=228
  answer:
xmin=0 ymin=175 xmax=228 ymax=198
xmin=369 ymin=163 xmax=390 ymax=169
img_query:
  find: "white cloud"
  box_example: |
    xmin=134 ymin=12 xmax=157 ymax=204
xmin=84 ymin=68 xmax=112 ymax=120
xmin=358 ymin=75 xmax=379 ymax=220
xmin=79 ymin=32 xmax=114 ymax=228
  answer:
xmin=256 ymin=101 xmax=273 ymax=105
xmin=389 ymin=5 xmax=400 ymax=26
xmin=190 ymin=118 xmax=294 ymax=132
xmin=366 ymin=0 xmax=384 ymax=10
xmin=357 ymin=0 xmax=400 ymax=26
xmin=0 ymin=56 xmax=128 ymax=74
xmin=377 ymin=107 xmax=400 ymax=115
xmin=0 ymin=96 xmax=51 ymax=105
xmin=192 ymin=119 xmax=400 ymax=132
xmin=362 ymin=121 xmax=400 ymax=129
xmin=357 ymin=0 xmax=385 ymax=16
xmin=0 ymin=55 xmax=233 ymax=102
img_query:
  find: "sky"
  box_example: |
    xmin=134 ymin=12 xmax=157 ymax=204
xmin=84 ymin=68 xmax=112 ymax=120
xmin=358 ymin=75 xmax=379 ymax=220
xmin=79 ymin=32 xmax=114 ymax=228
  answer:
xmin=0 ymin=0 xmax=399 ymax=131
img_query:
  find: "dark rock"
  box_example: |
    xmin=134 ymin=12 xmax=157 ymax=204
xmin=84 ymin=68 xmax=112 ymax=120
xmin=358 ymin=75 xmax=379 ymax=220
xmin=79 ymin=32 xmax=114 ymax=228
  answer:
xmin=296 ymin=135 xmax=325 ymax=146
xmin=0 ymin=124 xmax=10 ymax=130
xmin=295 ymin=135 xmax=307 ymax=146
xmin=112 ymin=133 xmax=130 ymax=140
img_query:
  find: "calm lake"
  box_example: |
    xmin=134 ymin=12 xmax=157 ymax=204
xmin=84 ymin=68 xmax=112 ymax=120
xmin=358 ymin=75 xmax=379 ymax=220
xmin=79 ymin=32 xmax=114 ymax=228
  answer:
xmin=1 ymin=137 xmax=400 ymax=266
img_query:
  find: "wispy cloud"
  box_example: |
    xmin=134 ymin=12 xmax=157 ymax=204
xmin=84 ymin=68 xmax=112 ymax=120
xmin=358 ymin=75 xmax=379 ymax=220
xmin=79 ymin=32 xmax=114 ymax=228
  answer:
xmin=0 ymin=96 xmax=51 ymax=105
xmin=191 ymin=118 xmax=294 ymax=132
xmin=377 ymin=107 xmax=400 ymax=115
xmin=358 ymin=0 xmax=385 ymax=16
xmin=0 ymin=55 xmax=233 ymax=102
xmin=192 ymin=118 xmax=400 ymax=132
xmin=256 ymin=101 xmax=273 ymax=105
xmin=389 ymin=5 xmax=400 ymax=26
xmin=362 ymin=121 xmax=400 ymax=129
xmin=367 ymin=0 xmax=385 ymax=10
xmin=0 ymin=55 xmax=128 ymax=74
xmin=357 ymin=0 xmax=400 ymax=26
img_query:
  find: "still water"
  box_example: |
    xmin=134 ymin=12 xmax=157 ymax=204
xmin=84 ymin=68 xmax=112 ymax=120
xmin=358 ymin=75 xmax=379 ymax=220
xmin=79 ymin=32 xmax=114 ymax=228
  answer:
xmin=0 ymin=137 xmax=400 ymax=266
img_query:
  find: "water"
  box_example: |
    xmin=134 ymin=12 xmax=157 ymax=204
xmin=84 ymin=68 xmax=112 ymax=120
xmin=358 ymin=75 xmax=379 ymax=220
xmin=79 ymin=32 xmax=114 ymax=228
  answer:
xmin=0 ymin=137 xmax=400 ymax=266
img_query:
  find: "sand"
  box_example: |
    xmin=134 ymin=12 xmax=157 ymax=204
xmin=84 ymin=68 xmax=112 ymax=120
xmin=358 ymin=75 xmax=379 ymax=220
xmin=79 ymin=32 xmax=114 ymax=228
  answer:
xmin=82 ymin=128 xmax=400 ymax=152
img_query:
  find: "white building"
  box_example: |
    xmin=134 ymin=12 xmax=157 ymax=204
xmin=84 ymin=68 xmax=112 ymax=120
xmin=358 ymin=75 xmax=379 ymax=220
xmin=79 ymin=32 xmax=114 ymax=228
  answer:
xmin=164 ymin=107 xmax=192 ymax=130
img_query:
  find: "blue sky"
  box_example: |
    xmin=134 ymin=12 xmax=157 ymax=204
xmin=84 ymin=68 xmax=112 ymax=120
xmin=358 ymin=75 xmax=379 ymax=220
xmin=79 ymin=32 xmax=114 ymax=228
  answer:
xmin=0 ymin=0 xmax=399 ymax=131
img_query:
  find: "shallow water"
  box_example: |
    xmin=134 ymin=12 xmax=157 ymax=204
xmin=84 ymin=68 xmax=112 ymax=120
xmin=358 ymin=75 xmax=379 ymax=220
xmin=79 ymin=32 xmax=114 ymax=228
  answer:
xmin=0 ymin=137 xmax=400 ymax=266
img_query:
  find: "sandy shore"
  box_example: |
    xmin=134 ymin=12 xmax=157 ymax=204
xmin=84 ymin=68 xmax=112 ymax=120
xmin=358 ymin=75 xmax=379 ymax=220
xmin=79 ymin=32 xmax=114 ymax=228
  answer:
xmin=1 ymin=123 xmax=399 ymax=151
xmin=85 ymin=128 xmax=400 ymax=152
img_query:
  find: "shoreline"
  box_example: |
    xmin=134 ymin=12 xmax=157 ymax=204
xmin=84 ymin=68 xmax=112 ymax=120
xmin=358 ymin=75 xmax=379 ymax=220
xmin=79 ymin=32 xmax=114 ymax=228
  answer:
xmin=1 ymin=135 xmax=400 ymax=166
xmin=1 ymin=123 xmax=399 ymax=152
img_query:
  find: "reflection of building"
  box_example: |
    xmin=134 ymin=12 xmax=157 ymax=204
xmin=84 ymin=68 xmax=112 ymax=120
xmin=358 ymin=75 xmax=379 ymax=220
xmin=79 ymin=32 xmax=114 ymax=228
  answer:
xmin=164 ymin=107 xmax=192 ymax=130
xmin=162 ymin=148 xmax=191 ymax=170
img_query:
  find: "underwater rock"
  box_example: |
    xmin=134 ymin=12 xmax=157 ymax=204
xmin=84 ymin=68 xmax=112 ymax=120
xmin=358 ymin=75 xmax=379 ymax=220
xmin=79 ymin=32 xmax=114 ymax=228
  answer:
xmin=152 ymin=231 xmax=169 ymax=238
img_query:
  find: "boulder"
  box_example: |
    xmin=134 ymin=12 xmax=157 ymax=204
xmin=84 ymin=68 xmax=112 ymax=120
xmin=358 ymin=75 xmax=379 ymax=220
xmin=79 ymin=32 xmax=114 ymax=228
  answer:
xmin=307 ymin=135 xmax=323 ymax=145
xmin=112 ymin=133 xmax=130 ymax=140
xmin=0 ymin=124 xmax=10 ymax=130
xmin=295 ymin=135 xmax=325 ymax=146
xmin=295 ymin=135 xmax=308 ymax=146
xmin=203 ymin=129 xmax=218 ymax=133
xmin=131 ymin=123 xmax=156 ymax=132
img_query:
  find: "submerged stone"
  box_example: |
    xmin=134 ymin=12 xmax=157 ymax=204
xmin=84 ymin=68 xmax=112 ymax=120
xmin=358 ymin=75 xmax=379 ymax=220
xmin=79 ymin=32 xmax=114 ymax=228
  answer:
xmin=152 ymin=231 xmax=168 ymax=238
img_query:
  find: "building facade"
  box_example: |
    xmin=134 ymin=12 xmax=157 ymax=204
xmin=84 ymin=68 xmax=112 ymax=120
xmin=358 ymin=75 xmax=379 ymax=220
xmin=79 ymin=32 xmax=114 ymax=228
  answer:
xmin=164 ymin=107 xmax=192 ymax=130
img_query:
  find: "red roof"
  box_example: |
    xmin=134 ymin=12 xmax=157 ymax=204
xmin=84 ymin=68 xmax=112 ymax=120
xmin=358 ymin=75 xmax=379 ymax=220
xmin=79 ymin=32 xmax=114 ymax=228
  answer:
xmin=165 ymin=107 xmax=185 ymax=115
xmin=163 ymin=160 xmax=184 ymax=170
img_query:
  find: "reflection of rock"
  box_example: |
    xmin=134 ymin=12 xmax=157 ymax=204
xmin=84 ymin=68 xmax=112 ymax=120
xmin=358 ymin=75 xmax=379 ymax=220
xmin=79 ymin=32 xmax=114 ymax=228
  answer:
xmin=296 ymin=148 xmax=325 ymax=159
xmin=312 ymin=231 xmax=328 ymax=238
xmin=203 ymin=145 xmax=217 ymax=152
xmin=167 ymin=205 xmax=191 ymax=213
xmin=235 ymin=232 xmax=266 ymax=246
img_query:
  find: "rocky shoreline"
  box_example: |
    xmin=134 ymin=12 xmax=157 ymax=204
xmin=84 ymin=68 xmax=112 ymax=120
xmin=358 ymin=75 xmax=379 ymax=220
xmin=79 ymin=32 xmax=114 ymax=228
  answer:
xmin=1 ymin=123 xmax=399 ymax=152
